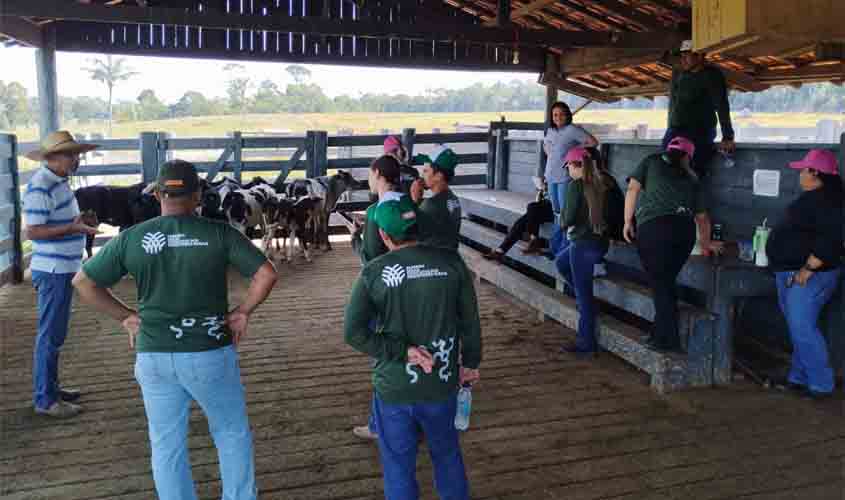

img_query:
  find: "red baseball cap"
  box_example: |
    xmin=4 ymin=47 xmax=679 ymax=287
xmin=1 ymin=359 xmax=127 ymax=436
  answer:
xmin=666 ymin=136 xmax=696 ymax=158
xmin=788 ymin=149 xmax=839 ymax=175
xmin=384 ymin=136 xmax=402 ymax=154
xmin=563 ymin=147 xmax=590 ymax=164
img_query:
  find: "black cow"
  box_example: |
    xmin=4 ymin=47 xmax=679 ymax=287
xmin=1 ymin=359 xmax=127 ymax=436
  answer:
xmin=75 ymin=183 xmax=160 ymax=258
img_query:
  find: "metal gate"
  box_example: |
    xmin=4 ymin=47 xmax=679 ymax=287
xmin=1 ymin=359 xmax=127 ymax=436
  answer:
xmin=0 ymin=134 xmax=23 ymax=286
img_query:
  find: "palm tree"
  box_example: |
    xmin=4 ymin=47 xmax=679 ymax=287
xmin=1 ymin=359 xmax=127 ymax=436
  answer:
xmin=84 ymin=55 xmax=138 ymax=136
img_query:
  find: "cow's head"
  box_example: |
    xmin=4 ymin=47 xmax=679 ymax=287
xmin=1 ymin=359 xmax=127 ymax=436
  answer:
xmin=223 ymin=192 xmax=250 ymax=233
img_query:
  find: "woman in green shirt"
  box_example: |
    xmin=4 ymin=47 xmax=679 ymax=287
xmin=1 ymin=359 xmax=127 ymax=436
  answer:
xmin=623 ymin=137 xmax=719 ymax=352
xmin=554 ymin=147 xmax=612 ymax=356
xmin=352 ymin=155 xmax=405 ymax=265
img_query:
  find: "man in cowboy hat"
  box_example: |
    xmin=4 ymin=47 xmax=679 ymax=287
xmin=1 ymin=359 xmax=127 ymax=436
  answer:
xmin=23 ymin=131 xmax=100 ymax=418
xmin=664 ymin=40 xmax=736 ymax=171
xmin=410 ymin=145 xmax=462 ymax=251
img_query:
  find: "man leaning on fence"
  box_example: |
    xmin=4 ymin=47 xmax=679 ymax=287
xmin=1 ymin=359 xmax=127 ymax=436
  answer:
xmin=72 ymin=160 xmax=278 ymax=500
xmin=23 ymin=131 xmax=100 ymax=419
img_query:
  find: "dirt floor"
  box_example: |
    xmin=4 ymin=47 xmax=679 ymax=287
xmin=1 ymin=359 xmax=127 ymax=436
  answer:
xmin=0 ymin=243 xmax=842 ymax=500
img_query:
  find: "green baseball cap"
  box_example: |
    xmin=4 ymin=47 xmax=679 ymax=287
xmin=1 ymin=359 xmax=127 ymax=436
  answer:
xmin=157 ymin=160 xmax=200 ymax=196
xmin=374 ymin=196 xmax=418 ymax=240
xmin=414 ymin=145 xmax=458 ymax=174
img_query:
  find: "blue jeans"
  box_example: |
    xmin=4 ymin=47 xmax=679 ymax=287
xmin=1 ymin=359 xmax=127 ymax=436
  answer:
xmin=662 ymin=127 xmax=718 ymax=172
xmin=547 ymin=181 xmax=568 ymax=216
xmin=775 ymin=269 xmax=841 ymax=394
xmin=32 ymin=271 xmax=75 ymax=410
xmin=374 ymin=394 xmax=469 ymax=500
xmin=135 ymin=345 xmax=257 ymax=500
xmin=555 ymin=239 xmax=609 ymax=352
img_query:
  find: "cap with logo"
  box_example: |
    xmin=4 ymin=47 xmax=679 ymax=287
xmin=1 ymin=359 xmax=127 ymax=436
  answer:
xmin=157 ymin=160 xmax=200 ymax=196
xmin=666 ymin=136 xmax=696 ymax=158
xmin=374 ymin=196 xmax=418 ymax=240
xmin=564 ymin=146 xmax=591 ymax=165
xmin=413 ymin=145 xmax=459 ymax=174
xmin=680 ymin=40 xmax=694 ymax=53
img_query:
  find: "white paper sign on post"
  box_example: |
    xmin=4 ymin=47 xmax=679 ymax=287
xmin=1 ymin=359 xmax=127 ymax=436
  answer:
xmin=753 ymin=170 xmax=781 ymax=197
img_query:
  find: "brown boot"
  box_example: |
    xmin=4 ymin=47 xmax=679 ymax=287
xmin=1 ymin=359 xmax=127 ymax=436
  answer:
xmin=482 ymin=249 xmax=505 ymax=262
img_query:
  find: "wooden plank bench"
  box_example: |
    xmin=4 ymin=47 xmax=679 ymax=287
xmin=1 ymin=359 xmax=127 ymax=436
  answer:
xmin=460 ymin=244 xmax=703 ymax=393
xmin=457 ymin=189 xmax=716 ymax=390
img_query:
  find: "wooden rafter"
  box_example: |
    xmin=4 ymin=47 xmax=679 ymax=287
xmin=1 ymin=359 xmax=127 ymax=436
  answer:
xmin=2 ymin=0 xmax=685 ymax=49
xmin=0 ymin=15 xmax=43 ymax=47
xmin=590 ymin=0 xmax=665 ymax=31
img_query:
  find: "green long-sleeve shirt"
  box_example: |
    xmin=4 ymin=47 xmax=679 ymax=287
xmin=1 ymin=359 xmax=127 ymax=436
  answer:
xmin=668 ymin=65 xmax=734 ymax=140
xmin=344 ymin=245 xmax=482 ymax=404
xmin=359 ymin=203 xmax=389 ymax=264
xmin=561 ymin=179 xmax=604 ymax=243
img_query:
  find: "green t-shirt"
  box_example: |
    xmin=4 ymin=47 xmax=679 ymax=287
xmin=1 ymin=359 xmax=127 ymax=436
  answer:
xmin=668 ymin=65 xmax=734 ymax=140
xmin=561 ymin=179 xmax=605 ymax=243
xmin=344 ymin=245 xmax=482 ymax=404
xmin=418 ymin=189 xmax=462 ymax=251
xmin=83 ymin=215 xmax=268 ymax=353
xmin=629 ymin=154 xmax=706 ymax=228
xmin=360 ymin=203 xmax=389 ymax=265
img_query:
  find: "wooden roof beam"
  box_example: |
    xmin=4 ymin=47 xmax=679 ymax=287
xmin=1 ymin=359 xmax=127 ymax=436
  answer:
xmin=556 ymin=0 xmax=630 ymax=31
xmin=719 ymin=67 xmax=768 ymax=92
xmin=0 ymin=15 xmax=43 ymax=47
xmin=538 ymin=71 xmax=620 ymax=102
xmin=590 ymin=0 xmax=666 ymax=31
xmin=558 ymin=47 xmax=664 ymax=75
xmin=2 ymin=0 xmax=685 ymax=49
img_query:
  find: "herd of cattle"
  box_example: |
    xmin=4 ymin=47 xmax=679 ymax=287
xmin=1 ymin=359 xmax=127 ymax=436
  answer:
xmin=74 ymin=171 xmax=365 ymax=263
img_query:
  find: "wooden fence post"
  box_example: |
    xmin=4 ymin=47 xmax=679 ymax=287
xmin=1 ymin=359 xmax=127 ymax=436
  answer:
xmin=487 ymin=122 xmax=498 ymax=189
xmin=401 ymin=128 xmax=416 ymax=160
xmin=306 ymin=131 xmax=328 ymax=178
xmin=7 ymin=135 xmax=22 ymax=284
xmin=232 ymin=131 xmax=243 ymax=183
xmin=140 ymin=132 xmax=159 ymax=184
xmin=157 ymin=132 xmax=171 ymax=166
xmin=494 ymin=122 xmax=509 ymax=191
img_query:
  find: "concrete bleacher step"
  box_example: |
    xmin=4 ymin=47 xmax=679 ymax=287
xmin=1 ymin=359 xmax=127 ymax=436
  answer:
xmin=460 ymin=219 xmax=557 ymax=276
xmin=460 ymin=244 xmax=706 ymax=394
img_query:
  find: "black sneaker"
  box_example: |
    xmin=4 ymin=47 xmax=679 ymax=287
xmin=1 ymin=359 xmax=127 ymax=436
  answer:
xmin=804 ymin=389 xmax=833 ymax=401
xmin=59 ymin=388 xmax=82 ymax=403
xmin=482 ymin=250 xmax=504 ymax=262
xmin=771 ymin=377 xmax=805 ymax=393
xmin=560 ymin=342 xmax=597 ymax=359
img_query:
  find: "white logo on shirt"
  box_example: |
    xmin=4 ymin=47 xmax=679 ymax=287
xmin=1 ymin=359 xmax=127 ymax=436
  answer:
xmin=141 ymin=232 xmax=167 ymax=255
xmin=381 ymin=264 xmax=406 ymax=288
xmin=447 ymin=199 xmax=461 ymax=214
xmin=406 ymin=336 xmax=456 ymax=384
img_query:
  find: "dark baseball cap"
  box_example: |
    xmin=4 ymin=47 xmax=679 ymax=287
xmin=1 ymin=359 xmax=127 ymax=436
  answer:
xmin=157 ymin=160 xmax=200 ymax=196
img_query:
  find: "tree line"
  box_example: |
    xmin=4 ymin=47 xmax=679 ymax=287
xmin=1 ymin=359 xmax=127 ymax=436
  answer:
xmin=3 ymin=57 xmax=845 ymax=132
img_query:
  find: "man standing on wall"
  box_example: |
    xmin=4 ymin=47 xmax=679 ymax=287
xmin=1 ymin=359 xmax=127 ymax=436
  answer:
xmin=23 ymin=131 xmax=100 ymax=418
xmin=665 ymin=40 xmax=736 ymax=170
xmin=345 ymin=197 xmax=482 ymax=500
xmin=410 ymin=145 xmax=463 ymax=251
xmin=73 ymin=160 xmax=277 ymax=499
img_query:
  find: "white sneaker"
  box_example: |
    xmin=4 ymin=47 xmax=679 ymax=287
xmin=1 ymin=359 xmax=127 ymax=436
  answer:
xmin=35 ymin=401 xmax=82 ymax=418
xmin=352 ymin=425 xmax=378 ymax=440
xmin=594 ymin=262 xmax=608 ymax=278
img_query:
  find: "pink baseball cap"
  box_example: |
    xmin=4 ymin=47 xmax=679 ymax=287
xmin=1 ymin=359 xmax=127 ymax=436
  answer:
xmin=788 ymin=149 xmax=839 ymax=175
xmin=564 ymin=147 xmax=590 ymax=164
xmin=384 ymin=136 xmax=402 ymax=154
xmin=666 ymin=136 xmax=696 ymax=158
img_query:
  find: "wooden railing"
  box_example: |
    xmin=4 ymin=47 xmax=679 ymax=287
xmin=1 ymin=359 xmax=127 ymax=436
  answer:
xmin=19 ymin=128 xmax=489 ymax=189
xmin=0 ymin=134 xmax=23 ymax=286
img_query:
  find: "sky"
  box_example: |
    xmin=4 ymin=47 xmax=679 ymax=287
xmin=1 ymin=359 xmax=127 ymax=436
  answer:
xmin=0 ymin=47 xmax=539 ymax=102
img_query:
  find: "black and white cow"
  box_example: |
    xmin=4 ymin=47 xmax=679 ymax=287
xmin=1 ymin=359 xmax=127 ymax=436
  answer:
xmin=75 ymin=182 xmax=160 ymax=258
xmin=221 ymin=188 xmax=265 ymax=239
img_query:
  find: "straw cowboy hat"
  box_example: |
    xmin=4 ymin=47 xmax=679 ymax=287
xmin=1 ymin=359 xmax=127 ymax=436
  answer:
xmin=25 ymin=131 xmax=99 ymax=162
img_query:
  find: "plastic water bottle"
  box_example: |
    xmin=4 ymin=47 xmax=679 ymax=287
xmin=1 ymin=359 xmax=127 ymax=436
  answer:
xmin=455 ymin=384 xmax=472 ymax=431
xmin=721 ymin=151 xmax=736 ymax=168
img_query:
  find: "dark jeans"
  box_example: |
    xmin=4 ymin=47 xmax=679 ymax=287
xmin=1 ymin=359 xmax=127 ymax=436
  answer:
xmin=636 ymin=216 xmax=696 ymax=350
xmin=555 ymin=239 xmax=609 ymax=352
xmin=32 ymin=271 xmax=75 ymax=410
xmin=662 ymin=127 xmax=718 ymax=174
xmin=499 ymin=199 xmax=554 ymax=253
xmin=374 ymin=394 xmax=469 ymax=500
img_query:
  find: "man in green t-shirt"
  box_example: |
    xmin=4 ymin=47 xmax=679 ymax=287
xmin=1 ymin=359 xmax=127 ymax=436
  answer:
xmin=410 ymin=145 xmax=463 ymax=251
xmin=72 ymin=160 xmax=277 ymax=500
xmin=345 ymin=196 xmax=481 ymax=500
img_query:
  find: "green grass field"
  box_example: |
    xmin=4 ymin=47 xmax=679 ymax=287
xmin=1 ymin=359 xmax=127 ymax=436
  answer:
xmin=8 ymin=109 xmax=845 ymax=143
